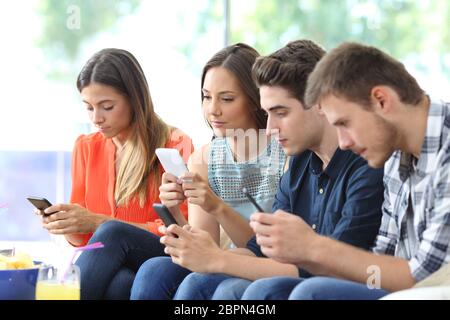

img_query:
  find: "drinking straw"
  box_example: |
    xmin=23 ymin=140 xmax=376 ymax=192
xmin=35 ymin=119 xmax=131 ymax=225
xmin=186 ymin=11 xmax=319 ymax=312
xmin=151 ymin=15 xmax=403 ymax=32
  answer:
xmin=60 ymin=242 xmax=104 ymax=283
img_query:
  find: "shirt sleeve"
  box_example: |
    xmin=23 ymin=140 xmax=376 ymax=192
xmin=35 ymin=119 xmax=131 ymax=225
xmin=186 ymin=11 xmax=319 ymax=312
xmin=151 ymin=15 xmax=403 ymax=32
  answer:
xmin=245 ymin=235 xmax=264 ymax=257
xmin=329 ymin=162 xmax=384 ymax=251
xmin=169 ymin=128 xmax=195 ymax=164
xmin=67 ymin=135 xmax=93 ymax=247
xmin=272 ymin=158 xmax=293 ymax=212
xmin=409 ymin=138 xmax=450 ymax=281
xmin=70 ymin=135 xmax=87 ymax=206
xmin=372 ymin=174 xmax=398 ymax=255
xmin=147 ymin=219 xmax=165 ymax=236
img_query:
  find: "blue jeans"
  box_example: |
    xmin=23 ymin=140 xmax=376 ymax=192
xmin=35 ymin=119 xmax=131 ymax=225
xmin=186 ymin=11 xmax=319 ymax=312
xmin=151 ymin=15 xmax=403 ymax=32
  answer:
xmin=211 ymin=277 xmax=252 ymax=300
xmin=130 ymin=256 xmax=191 ymax=300
xmin=75 ymin=220 xmax=166 ymax=300
xmin=242 ymin=276 xmax=302 ymax=300
xmin=173 ymin=273 xmax=237 ymax=300
xmin=288 ymin=277 xmax=390 ymax=300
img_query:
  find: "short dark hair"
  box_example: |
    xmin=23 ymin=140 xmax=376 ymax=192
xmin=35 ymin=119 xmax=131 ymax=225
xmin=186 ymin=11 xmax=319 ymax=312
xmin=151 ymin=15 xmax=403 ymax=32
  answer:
xmin=305 ymin=42 xmax=424 ymax=109
xmin=252 ymin=39 xmax=326 ymax=106
xmin=201 ymin=43 xmax=266 ymax=129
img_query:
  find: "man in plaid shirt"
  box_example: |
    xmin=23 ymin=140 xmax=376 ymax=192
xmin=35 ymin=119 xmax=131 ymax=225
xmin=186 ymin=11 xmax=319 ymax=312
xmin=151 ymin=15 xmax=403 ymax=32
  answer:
xmin=246 ymin=42 xmax=450 ymax=299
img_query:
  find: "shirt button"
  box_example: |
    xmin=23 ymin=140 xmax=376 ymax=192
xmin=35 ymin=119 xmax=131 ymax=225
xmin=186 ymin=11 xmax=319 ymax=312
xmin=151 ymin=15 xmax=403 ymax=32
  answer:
xmin=319 ymin=188 xmax=324 ymax=194
xmin=312 ymin=224 xmax=317 ymax=230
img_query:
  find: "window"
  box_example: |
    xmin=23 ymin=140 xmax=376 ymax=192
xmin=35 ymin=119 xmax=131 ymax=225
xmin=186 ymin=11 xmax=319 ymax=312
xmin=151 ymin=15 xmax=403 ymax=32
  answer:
xmin=1 ymin=0 xmax=449 ymax=242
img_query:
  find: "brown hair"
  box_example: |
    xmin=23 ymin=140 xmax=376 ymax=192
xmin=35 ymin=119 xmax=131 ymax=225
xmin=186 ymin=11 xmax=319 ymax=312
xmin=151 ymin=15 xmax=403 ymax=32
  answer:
xmin=252 ymin=39 xmax=326 ymax=106
xmin=77 ymin=48 xmax=170 ymax=207
xmin=201 ymin=43 xmax=266 ymax=129
xmin=305 ymin=42 xmax=424 ymax=109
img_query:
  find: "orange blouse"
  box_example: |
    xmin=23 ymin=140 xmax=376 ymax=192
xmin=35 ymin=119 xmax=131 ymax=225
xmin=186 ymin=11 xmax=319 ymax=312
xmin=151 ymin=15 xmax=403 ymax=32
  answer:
xmin=70 ymin=128 xmax=194 ymax=246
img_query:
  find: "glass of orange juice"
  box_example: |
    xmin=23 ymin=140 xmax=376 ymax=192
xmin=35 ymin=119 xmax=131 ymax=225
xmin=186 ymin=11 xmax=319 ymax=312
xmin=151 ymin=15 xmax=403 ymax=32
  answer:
xmin=35 ymin=264 xmax=80 ymax=300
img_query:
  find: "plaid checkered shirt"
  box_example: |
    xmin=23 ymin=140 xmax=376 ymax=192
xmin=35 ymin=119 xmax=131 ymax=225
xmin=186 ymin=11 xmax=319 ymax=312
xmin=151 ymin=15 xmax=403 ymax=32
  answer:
xmin=373 ymin=98 xmax=450 ymax=281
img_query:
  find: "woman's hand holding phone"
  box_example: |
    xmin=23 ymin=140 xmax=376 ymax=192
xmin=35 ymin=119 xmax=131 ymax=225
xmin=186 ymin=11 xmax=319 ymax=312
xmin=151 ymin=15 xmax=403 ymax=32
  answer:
xmin=180 ymin=172 xmax=222 ymax=215
xmin=41 ymin=203 xmax=110 ymax=235
xmin=27 ymin=196 xmax=57 ymax=217
xmin=159 ymin=172 xmax=186 ymax=208
xmin=159 ymin=171 xmax=223 ymax=215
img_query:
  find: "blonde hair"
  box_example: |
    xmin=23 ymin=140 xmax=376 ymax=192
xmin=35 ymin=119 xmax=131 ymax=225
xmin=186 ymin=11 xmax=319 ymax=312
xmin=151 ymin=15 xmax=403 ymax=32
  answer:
xmin=77 ymin=48 xmax=170 ymax=207
xmin=116 ymin=122 xmax=169 ymax=207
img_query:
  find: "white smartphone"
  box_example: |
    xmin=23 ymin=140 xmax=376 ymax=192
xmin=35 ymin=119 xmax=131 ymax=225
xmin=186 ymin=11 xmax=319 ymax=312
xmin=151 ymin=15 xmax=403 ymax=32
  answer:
xmin=155 ymin=148 xmax=189 ymax=178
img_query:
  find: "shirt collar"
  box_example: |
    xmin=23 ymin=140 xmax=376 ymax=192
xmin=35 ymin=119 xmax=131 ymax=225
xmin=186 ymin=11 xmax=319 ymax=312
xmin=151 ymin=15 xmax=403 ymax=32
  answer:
xmin=309 ymin=147 xmax=352 ymax=179
xmin=398 ymin=99 xmax=447 ymax=180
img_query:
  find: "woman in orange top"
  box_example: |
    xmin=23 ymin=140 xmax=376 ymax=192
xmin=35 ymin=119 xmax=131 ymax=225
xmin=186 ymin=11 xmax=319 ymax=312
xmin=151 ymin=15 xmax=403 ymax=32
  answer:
xmin=39 ymin=48 xmax=193 ymax=299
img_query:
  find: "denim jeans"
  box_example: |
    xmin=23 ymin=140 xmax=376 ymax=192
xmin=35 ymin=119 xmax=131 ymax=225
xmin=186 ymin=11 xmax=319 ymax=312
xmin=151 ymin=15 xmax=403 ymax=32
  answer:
xmin=240 ymin=276 xmax=390 ymax=300
xmin=241 ymin=276 xmax=302 ymax=300
xmin=211 ymin=277 xmax=253 ymax=300
xmin=173 ymin=273 xmax=237 ymax=300
xmin=75 ymin=220 xmax=166 ymax=300
xmin=130 ymin=256 xmax=191 ymax=300
xmin=288 ymin=276 xmax=390 ymax=300
xmin=131 ymin=261 xmax=255 ymax=300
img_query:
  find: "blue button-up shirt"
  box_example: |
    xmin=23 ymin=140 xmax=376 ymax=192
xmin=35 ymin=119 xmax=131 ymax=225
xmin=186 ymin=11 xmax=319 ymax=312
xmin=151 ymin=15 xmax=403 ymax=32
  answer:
xmin=247 ymin=148 xmax=384 ymax=276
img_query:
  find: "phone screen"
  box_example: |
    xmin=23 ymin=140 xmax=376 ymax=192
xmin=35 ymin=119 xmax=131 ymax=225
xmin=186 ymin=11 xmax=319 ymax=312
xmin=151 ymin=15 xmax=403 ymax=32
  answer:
xmin=155 ymin=148 xmax=189 ymax=178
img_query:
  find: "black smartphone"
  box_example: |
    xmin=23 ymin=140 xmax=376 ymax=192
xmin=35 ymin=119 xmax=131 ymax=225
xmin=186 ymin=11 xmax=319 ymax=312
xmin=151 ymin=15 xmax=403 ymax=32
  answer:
xmin=152 ymin=203 xmax=179 ymax=227
xmin=26 ymin=196 xmax=56 ymax=216
xmin=242 ymin=187 xmax=264 ymax=212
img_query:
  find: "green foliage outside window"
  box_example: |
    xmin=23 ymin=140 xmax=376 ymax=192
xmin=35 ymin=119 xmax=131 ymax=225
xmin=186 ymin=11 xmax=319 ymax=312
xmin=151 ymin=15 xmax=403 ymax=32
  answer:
xmin=37 ymin=0 xmax=140 ymax=79
xmin=36 ymin=0 xmax=450 ymax=78
xmin=195 ymin=0 xmax=450 ymax=75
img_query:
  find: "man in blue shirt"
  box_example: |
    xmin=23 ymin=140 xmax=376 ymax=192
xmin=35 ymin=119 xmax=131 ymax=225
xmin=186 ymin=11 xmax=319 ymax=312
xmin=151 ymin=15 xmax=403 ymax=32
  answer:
xmin=156 ymin=39 xmax=384 ymax=300
xmin=249 ymin=42 xmax=450 ymax=300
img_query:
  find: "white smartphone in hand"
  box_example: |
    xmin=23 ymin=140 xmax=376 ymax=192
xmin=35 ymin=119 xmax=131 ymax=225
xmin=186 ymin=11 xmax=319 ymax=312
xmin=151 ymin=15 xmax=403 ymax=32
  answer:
xmin=155 ymin=148 xmax=189 ymax=178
